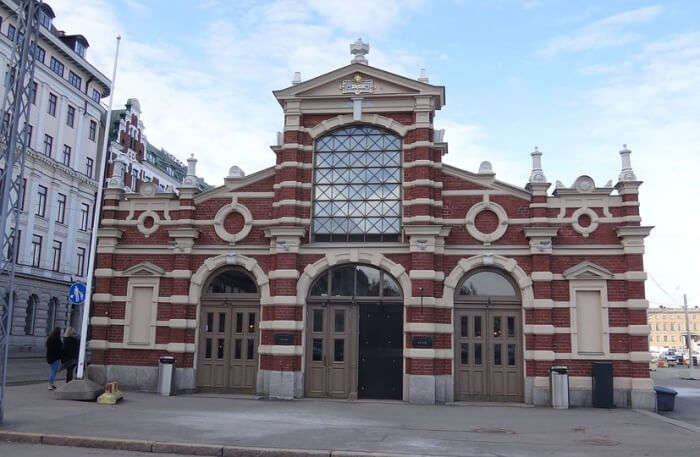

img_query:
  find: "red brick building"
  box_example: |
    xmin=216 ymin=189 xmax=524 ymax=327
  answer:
xmin=89 ymin=41 xmax=654 ymax=408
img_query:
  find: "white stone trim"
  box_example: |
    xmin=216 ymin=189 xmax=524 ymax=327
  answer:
xmin=259 ymin=320 xmax=304 ymax=331
xmin=268 ymin=269 xmax=301 ymax=279
xmin=442 ymin=189 xmax=511 ymax=196
xmin=258 ymin=345 xmax=303 ymax=356
xmin=88 ymin=340 xmax=195 ymax=353
xmin=251 ymin=217 xmax=311 ymax=226
xmin=275 ymin=161 xmax=313 ymax=170
xmin=272 ymin=200 xmax=312 ymax=208
xmin=189 ymin=253 xmax=270 ymax=305
xmin=403 ymin=198 xmax=443 ymax=207
xmin=569 ymin=278 xmax=611 ymax=357
xmin=403 ymin=141 xmax=435 ymax=150
xmin=570 ymin=207 xmax=599 ymax=237
xmin=530 ymin=271 xmax=554 ymax=281
xmin=213 ymin=200 xmax=253 ymax=244
xmin=308 ymin=113 xmax=410 ymax=138
xmin=465 ymin=200 xmax=509 ymax=245
xmin=404 ymin=348 xmax=453 ymax=359
xmin=403 ymin=159 xmax=442 ymax=169
xmin=408 ymin=270 xmax=445 ymax=281
xmin=262 ymin=295 xmax=301 ymax=305
xmin=523 ymin=324 xmax=555 ymax=335
xmin=272 ymin=181 xmax=312 ymax=189
xmin=524 ymin=350 xmax=556 ymax=361
xmin=135 ymin=210 xmax=160 ymax=238
xmin=404 ymin=322 xmax=453 ymax=333
xmin=277 ymin=143 xmax=313 ymax=151
xmin=403 ymin=179 xmax=443 ymax=188
xmin=123 ymin=276 xmax=160 ymax=348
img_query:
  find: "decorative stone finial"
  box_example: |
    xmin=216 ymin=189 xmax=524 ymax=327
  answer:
xmin=350 ymin=38 xmax=369 ymax=65
xmin=180 ymin=154 xmax=199 ymax=187
xmin=529 ymin=146 xmax=547 ymax=183
xmin=228 ymin=165 xmax=245 ymax=179
xmin=291 ymin=71 xmax=301 ymax=85
xmin=418 ymin=68 xmax=429 ymax=83
xmin=478 ymin=161 xmax=494 ymax=174
xmin=618 ymin=144 xmax=637 ymax=181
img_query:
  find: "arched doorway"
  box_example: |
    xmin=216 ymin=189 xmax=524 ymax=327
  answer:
xmin=305 ymin=264 xmax=403 ymax=399
xmin=453 ymin=268 xmax=524 ymax=402
xmin=197 ymin=267 xmax=260 ymax=392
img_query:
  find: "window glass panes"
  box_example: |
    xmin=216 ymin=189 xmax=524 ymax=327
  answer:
xmin=508 ymin=344 xmax=516 ymax=366
xmin=218 ymin=313 xmax=225 ymax=333
xmin=494 ymin=344 xmax=502 ymax=365
xmin=207 ymin=269 xmax=257 ymax=294
xmin=217 ymin=339 xmax=224 ymax=359
xmin=334 ymin=310 xmax=345 ymax=333
xmin=205 ymin=339 xmax=212 ymax=358
xmin=461 ymin=316 xmax=468 ymax=337
xmin=474 ymin=316 xmax=482 ymax=337
xmin=235 ymin=313 xmax=243 ymax=333
xmin=206 ymin=313 xmax=213 ymax=332
xmin=493 ymin=317 xmax=502 ymax=338
xmin=331 ymin=265 xmax=355 ymax=296
xmin=474 ymin=343 xmax=482 ymax=365
xmin=313 ymin=310 xmax=324 ymax=333
xmin=234 ymin=339 xmax=241 ymax=359
xmin=312 ymin=338 xmax=323 ymax=361
xmin=458 ymin=271 xmax=517 ymax=297
xmin=507 ymin=316 xmax=515 ymax=337
xmin=312 ymin=126 xmax=401 ymax=242
xmin=334 ymin=339 xmax=344 ymax=362
xmin=356 ymin=265 xmax=380 ymax=296
xmin=460 ymin=343 xmax=469 ymax=364
xmin=310 ymin=273 xmax=329 ymax=296
xmin=382 ymin=274 xmax=401 ymax=297
xmin=248 ymin=313 xmax=255 ymax=332
xmin=247 ymin=339 xmax=254 ymax=360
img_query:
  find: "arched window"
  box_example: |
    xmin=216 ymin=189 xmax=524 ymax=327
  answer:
xmin=308 ymin=264 xmax=402 ymax=301
xmin=455 ymin=269 xmax=519 ymax=302
xmin=312 ymin=125 xmax=402 ymax=242
xmin=46 ymin=297 xmax=58 ymax=335
xmin=25 ymin=294 xmax=38 ymax=335
xmin=204 ymin=268 xmax=258 ymax=296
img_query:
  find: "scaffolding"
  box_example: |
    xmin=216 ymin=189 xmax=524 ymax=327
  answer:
xmin=0 ymin=0 xmax=41 ymax=424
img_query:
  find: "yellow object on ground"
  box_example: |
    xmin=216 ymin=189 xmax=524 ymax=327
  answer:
xmin=97 ymin=382 xmax=124 ymax=404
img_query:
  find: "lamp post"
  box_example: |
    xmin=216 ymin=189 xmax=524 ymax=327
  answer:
xmin=684 ymin=294 xmax=696 ymax=379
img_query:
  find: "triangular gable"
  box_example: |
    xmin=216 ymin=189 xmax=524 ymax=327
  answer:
xmin=442 ymin=164 xmax=531 ymax=200
xmin=193 ymin=166 xmax=275 ymax=204
xmin=563 ymin=261 xmax=613 ymax=280
xmin=123 ymin=261 xmax=166 ymax=277
xmin=273 ymin=63 xmax=445 ymax=108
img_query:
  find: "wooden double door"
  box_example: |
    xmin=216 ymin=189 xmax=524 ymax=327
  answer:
xmin=197 ymin=303 xmax=259 ymax=392
xmin=454 ymin=306 xmax=523 ymax=402
xmin=305 ymin=303 xmax=403 ymax=399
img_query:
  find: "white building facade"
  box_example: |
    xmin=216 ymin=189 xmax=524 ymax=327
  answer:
xmin=0 ymin=1 xmax=110 ymax=353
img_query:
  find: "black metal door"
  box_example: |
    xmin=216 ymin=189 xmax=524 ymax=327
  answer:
xmin=358 ymin=303 xmax=403 ymax=399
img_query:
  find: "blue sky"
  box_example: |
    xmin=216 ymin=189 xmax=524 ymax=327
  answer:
xmin=49 ymin=1 xmax=700 ymax=308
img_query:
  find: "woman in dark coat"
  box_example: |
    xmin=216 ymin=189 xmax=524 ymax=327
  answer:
xmin=46 ymin=327 xmax=62 ymax=390
xmin=61 ymin=327 xmax=79 ymax=383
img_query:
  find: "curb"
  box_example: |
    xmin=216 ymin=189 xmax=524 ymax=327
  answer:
xmin=0 ymin=430 xmax=435 ymax=457
xmin=634 ymin=409 xmax=700 ymax=433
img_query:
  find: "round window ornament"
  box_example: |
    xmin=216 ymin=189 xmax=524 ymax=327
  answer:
xmin=214 ymin=201 xmax=253 ymax=244
xmin=136 ymin=210 xmax=160 ymax=237
xmin=465 ymin=201 xmax=509 ymax=245
xmin=573 ymin=175 xmax=595 ymax=193
xmin=571 ymin=207 xmax=599 ymax=237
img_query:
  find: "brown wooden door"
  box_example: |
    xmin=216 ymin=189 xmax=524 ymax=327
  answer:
xmin=305 ymin=304 xmax=354 ymax=398
xmin=197 ymin=304 xmax=259 ymax=392
xmin=454 ymin=307 xmax=523 ymax=402
xmin=198 ymin=309 xmax=230 ymax=389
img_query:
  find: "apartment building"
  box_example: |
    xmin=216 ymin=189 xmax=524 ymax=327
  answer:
xmin=0 ymin=1 xmax=110 ymax=353
xmin=648 ymin=307 xmax=700 ymax=350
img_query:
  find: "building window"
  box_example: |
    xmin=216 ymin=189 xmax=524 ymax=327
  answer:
xmin=312 ymin=126 xmax=402 ymax=242
xmin=46 ymin=298 xmax=58 ymax=335
xmin=48 ymin=93 xmax=57 ymax=116
xmin=20 ymin=178 xmax=26 ymax=210
xmin=49 ymin=57 xmax=64 ymax=77
xmin=7 ymin=228 xmax=20 ymax=262
xmin=38 ymin=9 xmax=52 ymax=29
xmin=36 ymin=185 xmax=47 ymax=217
xmin=25 ymin=294 xmax=37 ymax=335
xmin=91 ymin=89 xmax=100 ymax=103
xmin=80 ymin=203 xmax=90 ymax=231
xmin=66 ymin=105 xmax=75 ymax=127
xmin=62 ymin=145 xmax=71 ymax=166
xmin=74 ymin=41 xmax=86 ymax=57
xmin=308 ymin=264 xmax=402 ymax=301
xmin=31 ymin=81 xmax=37 ymax=104
xmin=31 ymin=234 xmax=42 ymax=267
xmin=664 ymin=336 xmax=668 ymax=342
xmin=56 ymin=193 xmax=66 ymax=224
xmin=88 ymin=120 xmax=97 ymax=141
xmin=51 ymin=240 xmax=62 ymax=272
xmin=33 ymin=44 xmax=45 ymax=64
xmin=25 ymin=124 xmax=32 ymax=148
xmin=43 ymin=134 xmax=52 ymax=156
xmin=7 ymin=24 xmax=15 ymax=41
xmin=76 ymin=247 xmax=85 ymax=276
xmin=85 ymin=157 xmax=93 ymax=177
xmin=68 ymin=71 xmax=81 ymax=90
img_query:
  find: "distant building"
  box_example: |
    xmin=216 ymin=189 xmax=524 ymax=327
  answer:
xmin=0 ymin=1 xmax=110 ymax=353
xmin=106 ymin=98 xmax=208 ymax=193
xmin=648 ymin=307 xmax=700 ymax=350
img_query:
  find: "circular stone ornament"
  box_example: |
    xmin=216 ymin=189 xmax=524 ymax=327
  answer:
xmin=136 ymin=210 xmax=161 ymax=237
xmin=213 ymin=201 xmax=253 ymax=243
xmin=571 ymin=207 xmax=599 ymax=237
xmin=465 ymin=201 xmax=509 ymax=245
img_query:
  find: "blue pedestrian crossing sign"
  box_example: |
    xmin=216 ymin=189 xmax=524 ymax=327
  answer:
xmin=69 ymin=283 xmax=87 ymax=305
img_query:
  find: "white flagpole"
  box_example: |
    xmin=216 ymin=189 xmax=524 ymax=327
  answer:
xmin=77 ymin=36 xmax=121 ymax=380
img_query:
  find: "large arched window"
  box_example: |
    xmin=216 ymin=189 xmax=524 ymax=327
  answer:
xmin=308 ymin=264 xmax=402 ymax=302
xmin=455 ymin=269 xmax=520 ymax=303
xmin=312 ymin=125 xmax=402 ymax=242
xmin=204 ymin=268 xmax=258 ymax=296
xmin=46 ymin=297 xmax=58 ymax=335
xmin=25 ymin=294 xmax=37 ymax=335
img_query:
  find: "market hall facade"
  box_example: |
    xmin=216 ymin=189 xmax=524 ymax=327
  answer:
xmin=89 ymin=41 xmax=654 ymax=408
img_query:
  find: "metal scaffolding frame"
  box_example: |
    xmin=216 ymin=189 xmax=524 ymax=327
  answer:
xmin=0 ymin=0 xmax=41 ymax=424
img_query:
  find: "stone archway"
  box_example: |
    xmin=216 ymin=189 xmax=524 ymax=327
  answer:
xmin=308 ymin=113 xmax=409 ymax=139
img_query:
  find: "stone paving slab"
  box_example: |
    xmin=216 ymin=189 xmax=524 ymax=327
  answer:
xmin=2 ymin=383 xmax=699 ymax=457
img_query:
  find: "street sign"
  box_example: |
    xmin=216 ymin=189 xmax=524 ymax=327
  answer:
xmin=69 ymin=282 xmax=87 ymax=305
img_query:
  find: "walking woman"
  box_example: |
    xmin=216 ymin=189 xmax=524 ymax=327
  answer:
xmin=61 ymin=327 xmax=79 ymax=383
xmin=46 ymin=327 xmax=62 ymax=390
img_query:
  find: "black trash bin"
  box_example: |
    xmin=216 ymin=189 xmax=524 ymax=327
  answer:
xmin=654 ymin=386 xmax=677 ymax=412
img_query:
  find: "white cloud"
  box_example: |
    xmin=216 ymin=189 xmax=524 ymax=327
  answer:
xmin=539 ymin=5 xmax=663 ymax=56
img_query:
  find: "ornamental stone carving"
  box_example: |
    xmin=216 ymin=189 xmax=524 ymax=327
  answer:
xmin=136 ymin=210 xmax=160 ymax=238
xmin=465 ymin=201 xmax=509 ymax=245
xmin=213 ymin=200 xmax=253 ymax=244
xmin=571 ymin=207 xmax=599 ymax=237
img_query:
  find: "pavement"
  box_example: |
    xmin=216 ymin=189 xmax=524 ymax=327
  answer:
xmin=1 ymin=383 xmax=699 ymax=457
xmin=651 ymin=366 xmax=700 ymax=427
xmin=5 ymin=354 xmax=66 ymax=385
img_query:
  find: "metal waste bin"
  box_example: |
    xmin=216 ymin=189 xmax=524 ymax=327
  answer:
xmin=654 ymin=386 xmax=677 ymax=412
xmin=551 ymin=366 xmax=569 ymax=409
xmin=158 ymin=356 xmax=176 ymax=396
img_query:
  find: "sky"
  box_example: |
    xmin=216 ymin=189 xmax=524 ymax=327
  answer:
xmin=48 ymin=0 xmax=700 ymax=309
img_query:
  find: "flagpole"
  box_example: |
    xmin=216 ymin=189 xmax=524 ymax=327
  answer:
xmin=76 ymin=35 xmax=121 ymax=380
